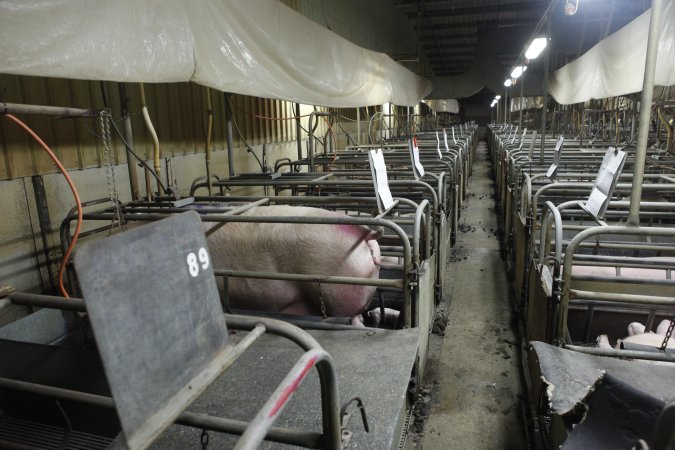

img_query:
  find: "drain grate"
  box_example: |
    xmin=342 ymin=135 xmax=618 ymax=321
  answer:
xmin=397 ymin=407 xmax=414 ymax=450
xmin=0 ymin=415 xmax=113 ymax=450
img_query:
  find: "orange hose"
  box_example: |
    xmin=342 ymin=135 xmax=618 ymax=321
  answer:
xmin=4 ymin=114 xmax=82 ymax=298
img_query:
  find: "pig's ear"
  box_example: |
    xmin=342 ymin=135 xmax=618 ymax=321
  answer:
xmin=366 ymin=226 xmax=384 ymax=240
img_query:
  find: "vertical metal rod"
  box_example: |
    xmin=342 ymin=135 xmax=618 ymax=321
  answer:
xmin=224 ymin=92 xmax=235 ymax=177
xmin=519 ymin=72 xmax=525 ymax=131
xmin=539 ymin=18 xmax=551 ymax=163
xmin=205 ymin=88 xmax=213 ymax=195
xmin=628 ymin=0 xmax=663 ymax=226
xmin=295 ymin=103 xmax=303 ymax=161
xmin=31 ymin=175 xmax=56 ymax=293
xmin=356 ymin=106 xmax=361 ymax=145
xmin=504 ymin=87 xmax=508 ymax=123
xmin=118 ymin=83 xmax=140 ymax=200
xmin=388 ymin=103 xmax=393 ymax=139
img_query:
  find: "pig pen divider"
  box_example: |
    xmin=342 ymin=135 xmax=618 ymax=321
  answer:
xmin=58 ymin=197 xmax=425 ymax=329
xmin=529 ymin=201 xmax=675 ymax=349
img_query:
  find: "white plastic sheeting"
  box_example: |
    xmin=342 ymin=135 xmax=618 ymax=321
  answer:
xmin=425 ymin=99 xmax=460 ymax=114
xmin=549 ymin=2 xmax=675 ymax=105
xmin=0 ymin=0 xmax=431 ymax=107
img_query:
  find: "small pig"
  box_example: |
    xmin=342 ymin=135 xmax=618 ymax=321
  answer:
xmin=597 ymin=319 xmax=675 ymax=350
xmin=206 ymin=205 xmax=383 ymax=320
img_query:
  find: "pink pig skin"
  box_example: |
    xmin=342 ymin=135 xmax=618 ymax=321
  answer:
xmin=206 ymin=205 xmax=382 ymax=317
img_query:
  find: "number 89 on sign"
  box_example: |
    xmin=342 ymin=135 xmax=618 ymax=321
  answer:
xmin=187 ymin=247 xmax=210 ymax=277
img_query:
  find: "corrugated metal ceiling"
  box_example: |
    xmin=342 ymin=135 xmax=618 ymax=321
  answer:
xmin=397 ymin=0 xmax=650 ymax=78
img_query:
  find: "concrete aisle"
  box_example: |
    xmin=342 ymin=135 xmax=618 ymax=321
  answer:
xmin=421 ymin=141 xmax=526 ymax=449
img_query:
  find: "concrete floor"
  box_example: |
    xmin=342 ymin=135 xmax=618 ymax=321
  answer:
xmin=420 ymin=141 xmax=527 ymax=449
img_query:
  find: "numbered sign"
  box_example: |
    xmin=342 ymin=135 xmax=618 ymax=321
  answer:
xmin=368 ymin=148 xmax=395 ymax=212
xmin=528 ymin=130 xmax=538 ymax=159
xmin=585 ymin=147 xmax=627 ymax=219
xmin=410 ymin=137 xmax=425 ymax=179
xmin=546 ymin=135 xmax=565 ymax=179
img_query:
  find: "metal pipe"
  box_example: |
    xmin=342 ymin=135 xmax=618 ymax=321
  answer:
xmin=0 ymin=102 xmax=100 ymax=117
xmin=295 ymin=103 xmax=303 ymax=162
xmin=504 ymin=86 xmax=508 ymax=124
xmin=139 ymin=83 xmax=162 ymax=193
xmin=224 ymin=93 xmax=236 ymax=177
xmin=518 ymin=71 xmax=524 ymax=131
xmin=628 ymin=0 xmax=663 ymax=225
xmin=356 ymin=106 xmax=361 ymax=145
xmin=569 ymin=289 xmax=675 ymax=307
xmin=235 ymin=349 xmax=341 ymax=450
xmin=117 ymin=84 xmax=140 ymax=200
xmin=205 ymin=88 xmax=213 ymax=195
xmin=539 ymin=18 xmax=551 ymax=163
xmin=539 ymin=201 xmax=563 ymax=264
xmin=9 ymin=292 xmax=85 ymax=311
xmin=215 ymin=269 xmax=404 ymax=289
xmin=308 ymin=111 xmax=332 ymax=172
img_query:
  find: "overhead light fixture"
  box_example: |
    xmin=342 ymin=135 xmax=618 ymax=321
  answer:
xmin=525 ymin=37 xmax=548 ymax=60
xmin=495 ymin=95 xmax=502 ymax=100
xmin=511 ymin=66 xmax=527 ymax=79
xmin=504 ymin=79 xmax=513 ymax=87
xmin=564 ymin=0 xmax=579 ymax=15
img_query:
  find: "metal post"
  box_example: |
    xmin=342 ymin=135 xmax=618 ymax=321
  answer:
xmin=496 ymin=101 xmax=500 ymax=125
xmin=307 ymin=111 xmax=332 ymax=172
xmin=118 ymin=84 xmax=140 ymax=200
xmin=519 ymin=72 xmax=525 ymax=132
xmin=356 ymin=106 xmax=361 ymax=145
xmin=224 ymin=93 xmax=235 ymax=177
xmin=540 ymin=18 xmax=551 ymax=163
xmin=628 ymin=0 xmax=663 ymax=226
xmin=295 ymin=103 xmax=302 ymax=161
xmin=504 ymin=87 xmax=508 ymax=123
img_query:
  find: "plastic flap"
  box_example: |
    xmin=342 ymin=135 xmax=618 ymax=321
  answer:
xmin=0 ymin=0 xmax=432 ymax=107
xmin=549 ymin=2 xmax=675 ymax=104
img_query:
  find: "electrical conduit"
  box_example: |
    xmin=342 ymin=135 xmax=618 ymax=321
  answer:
xmin=139 ymin=83 xmax=162 ymax=196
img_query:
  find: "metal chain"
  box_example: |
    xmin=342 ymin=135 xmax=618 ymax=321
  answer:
xmin=100 ymin=112 xmax=126 ymax=232
xmin=200 ymin=429 xmax=209 ymax=450
xmin=660 ymin=316 xmax=675 ymax=351
xmin=315 ymin=279 xmax=328 ymax=319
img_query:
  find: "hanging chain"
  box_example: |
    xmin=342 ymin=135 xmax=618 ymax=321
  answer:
xmin=315 ymin=279 xmax=328 ymax=319
xmin=200 ymin=429 xmax=209 ymax=450
xmin=660 ymin=316 xmax=675 ymax=351
xmin=100 ymin=112 xmax=126 ymax=232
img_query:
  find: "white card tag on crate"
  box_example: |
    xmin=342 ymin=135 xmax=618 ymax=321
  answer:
xmin=528 ymin=130 xmax=537 ymax=159
xmin=443 ymin=129 xmax=450 ymax=151
xmin=585 ymin=147 xmax=627 ymax=219
xmin=435 ymin=131 xmax=442 ymax=159
xmin=368 ymin=149 xmax=395 ymax=212
xmin=510 ymin=126 xmax=519 ymax=144
xmin=410 ymin=137 xmax=425 ymax=179
xmin=546 ymin=135 xmax=565 ymax=179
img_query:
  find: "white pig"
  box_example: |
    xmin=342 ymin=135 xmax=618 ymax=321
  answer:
xmin=206 ymin=205 xmax=383 ymax=320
